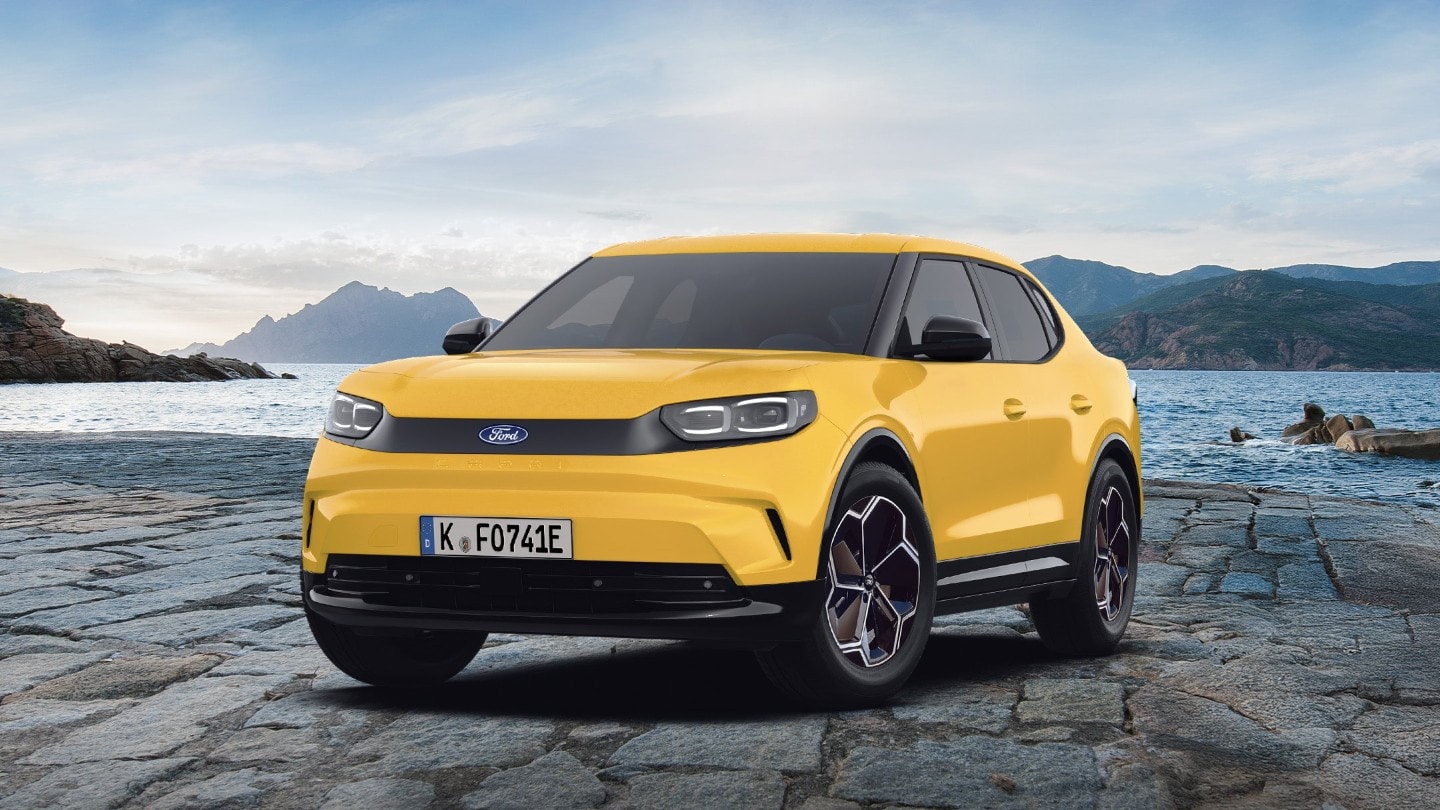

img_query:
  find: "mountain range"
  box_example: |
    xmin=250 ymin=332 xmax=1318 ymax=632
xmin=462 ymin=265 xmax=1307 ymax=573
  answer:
xmin=1078 ymin=272 xmax=1440 ymax=370
xmin=9 ymin=253 xmax=1440 ymax=370
xmin=171 ymin=282 xmax=479 ymax=363
xmin=1026 ymin=256 xmax=1440 ymax=317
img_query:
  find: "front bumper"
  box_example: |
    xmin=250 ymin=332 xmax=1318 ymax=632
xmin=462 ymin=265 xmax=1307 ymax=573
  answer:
xmin=301 ymin=416 xmax=849 ymax=588
xmin=302 ymin=557 xmax=824 ymax=645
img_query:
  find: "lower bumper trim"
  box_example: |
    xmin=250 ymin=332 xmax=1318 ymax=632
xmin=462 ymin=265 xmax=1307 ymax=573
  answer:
xmin=304 ymin=575 xmax=824 ymax=645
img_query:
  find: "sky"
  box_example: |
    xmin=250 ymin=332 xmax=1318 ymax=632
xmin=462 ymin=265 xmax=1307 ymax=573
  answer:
xmin=3 ymin=0 xmax=1440 ymax=349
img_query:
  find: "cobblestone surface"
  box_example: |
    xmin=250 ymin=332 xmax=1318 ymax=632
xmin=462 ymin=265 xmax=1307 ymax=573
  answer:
xmin=2 ymin=431 xmax=1439 ymax=808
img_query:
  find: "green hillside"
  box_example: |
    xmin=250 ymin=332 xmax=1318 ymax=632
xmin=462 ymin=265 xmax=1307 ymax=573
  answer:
xmin=1081 ymin=272 xmax=1440 ymax=370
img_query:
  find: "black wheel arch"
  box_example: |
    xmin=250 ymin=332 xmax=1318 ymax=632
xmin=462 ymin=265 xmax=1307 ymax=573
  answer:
xmin=1093 ymin=433 xmax=1142 ymax=528
xmin=818 ymin=428 xmax=922 ymax=576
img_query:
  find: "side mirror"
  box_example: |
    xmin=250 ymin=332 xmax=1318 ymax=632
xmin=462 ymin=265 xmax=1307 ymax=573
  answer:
xmin=903 ymin=315 xmax=992 ymax=361
xmin=442 ymin=317 xmax=503 ymax=355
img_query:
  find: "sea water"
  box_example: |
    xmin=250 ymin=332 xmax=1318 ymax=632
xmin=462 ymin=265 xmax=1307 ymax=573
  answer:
xmin=2 ymin=366 xmax=1437 ymax=506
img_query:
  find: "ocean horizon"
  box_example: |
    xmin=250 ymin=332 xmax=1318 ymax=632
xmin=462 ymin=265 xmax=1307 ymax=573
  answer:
xmin=2 ymin=364 xmax=1437 ymax=508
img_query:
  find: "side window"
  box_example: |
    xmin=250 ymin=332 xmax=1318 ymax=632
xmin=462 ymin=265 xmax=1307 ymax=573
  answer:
xmin=898 ymin=259 xmax=989 ymax=359
xmin=541 ymin=275 xmax=634 ymax=347
xmin=974 ymin=266 xmax=1051 ymax=362
xmin=1024 ymin=279 xmax=1060 ymax=348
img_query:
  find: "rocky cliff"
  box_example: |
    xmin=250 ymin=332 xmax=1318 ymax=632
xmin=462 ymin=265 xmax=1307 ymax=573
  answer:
xmin=0 ymin=295 xmax=276 ymax=383
xmin=1084 ymin=272 xmax=1440 ymax=370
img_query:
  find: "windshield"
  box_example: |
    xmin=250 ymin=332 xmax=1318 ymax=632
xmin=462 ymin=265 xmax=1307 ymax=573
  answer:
xmin=483 ymin=252 xmax=896 ymax=354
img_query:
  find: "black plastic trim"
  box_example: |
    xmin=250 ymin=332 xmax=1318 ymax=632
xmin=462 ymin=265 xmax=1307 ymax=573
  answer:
xmin=821 ymin=427 xmax=917 ymax=573
xmin=935 ymin=579 xmax=1076 ymax=615
xmin=935 ymin=541 xmax=1080 ymax=600
xmin=324 ymin=408 xmax=811 ymax=455
xmin=765 ymin=508 xmax=792 ymax=561
xmin=303 ymin=568 xmax=823 ymax=645
xmin=864 ymin=252 xmax=918 ymax=357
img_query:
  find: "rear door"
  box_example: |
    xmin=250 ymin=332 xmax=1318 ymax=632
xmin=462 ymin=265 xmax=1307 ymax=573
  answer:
xmin=969 ymin=263 xmax=1078 ymax=550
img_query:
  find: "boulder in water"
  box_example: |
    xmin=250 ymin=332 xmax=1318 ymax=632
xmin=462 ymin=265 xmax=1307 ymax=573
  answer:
xmin=1325 ymin=414 xmax=1354 ymax=442
xmin=1335 ymin=428 xmax=1440 ymax=461
xmin=1280 ymin=402 xmax=1327 ymax=440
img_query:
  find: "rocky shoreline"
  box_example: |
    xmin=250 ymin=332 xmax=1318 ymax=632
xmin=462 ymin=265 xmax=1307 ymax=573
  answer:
xmin=1 ymin=432 xmax=1438 ymax=808
xmin=1 ymin=295 xmax=277 ymax=383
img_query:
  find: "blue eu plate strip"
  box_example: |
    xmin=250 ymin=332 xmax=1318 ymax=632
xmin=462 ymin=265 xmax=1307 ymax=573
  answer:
xmin=419 ymin=516 xmax=435 ymax=555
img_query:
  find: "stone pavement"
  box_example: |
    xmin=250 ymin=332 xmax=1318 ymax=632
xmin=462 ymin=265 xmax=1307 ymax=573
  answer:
xmin=1 ymin=431 xmax=1438 ymax=809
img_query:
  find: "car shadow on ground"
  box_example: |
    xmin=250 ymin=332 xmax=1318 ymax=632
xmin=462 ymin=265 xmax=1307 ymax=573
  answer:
xmin=306 ymin=631 xmax=1061 ymax=722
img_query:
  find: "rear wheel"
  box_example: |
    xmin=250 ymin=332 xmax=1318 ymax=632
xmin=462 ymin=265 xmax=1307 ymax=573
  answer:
xmin=305 ymin=603 xmax=486 ymax=688
xmin=757 ymin=463 xmax=936 ymax=707
xmin=1031 ymin=458 xmax=1138 ymax=656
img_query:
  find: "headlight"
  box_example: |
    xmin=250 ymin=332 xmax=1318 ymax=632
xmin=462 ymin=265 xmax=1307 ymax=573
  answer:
xmin=326 ymin=392 xmax=384 ymax=439
xmin=660 ymin=391 xmax=817 ymax=442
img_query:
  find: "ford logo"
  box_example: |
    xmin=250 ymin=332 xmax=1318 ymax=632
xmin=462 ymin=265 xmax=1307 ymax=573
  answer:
xmin=479 ymin=425 xmax=528 ymax=445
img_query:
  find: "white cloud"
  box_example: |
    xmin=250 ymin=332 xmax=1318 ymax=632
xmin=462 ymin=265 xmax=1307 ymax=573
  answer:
xmin=1252 ymin=138 xmax=1440 ymax=191
xmin=3 ymin=0 xmax=1440 ymax=343
xmin=33 ymin=142 xmax=373 ymax=187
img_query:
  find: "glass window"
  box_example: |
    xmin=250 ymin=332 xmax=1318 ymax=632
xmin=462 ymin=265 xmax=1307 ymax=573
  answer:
xmin=975 ymin=266 xmax=1051 ymax=362
xmin=483 ymin=253 xmax=895 ymax=353
xmin=641 ymin=279 xmax=697 ymax=346
xmin=1024 ymin=280 xmax=1060 ymax=348
xmin=897 ymin=259 xmax=988 ymax=359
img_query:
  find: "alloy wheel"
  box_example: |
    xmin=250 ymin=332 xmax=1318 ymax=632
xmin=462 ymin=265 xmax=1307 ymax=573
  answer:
xmin=825 ymin=495 xmax=921 ymax=667
xmin=1093 ymin=486 xmax=1132 ymax=622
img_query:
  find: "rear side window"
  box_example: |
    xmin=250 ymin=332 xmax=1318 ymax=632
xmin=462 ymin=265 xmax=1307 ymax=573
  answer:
xmin=974 ymin=266 xmax=1052 ymax=362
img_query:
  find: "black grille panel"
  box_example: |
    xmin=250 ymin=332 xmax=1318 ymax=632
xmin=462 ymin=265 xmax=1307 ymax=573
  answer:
xmin=318 ymin=554 xmax=746 ymax=614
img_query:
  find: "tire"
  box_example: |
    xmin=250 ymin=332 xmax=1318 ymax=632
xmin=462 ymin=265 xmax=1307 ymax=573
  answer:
xmin=305 ymin=603 xmax=486 ymax=688
xmin=756 ymin=462 xmax=936 ymax=707
xmin=1031 ymin=458 xmax=1139 ymax=656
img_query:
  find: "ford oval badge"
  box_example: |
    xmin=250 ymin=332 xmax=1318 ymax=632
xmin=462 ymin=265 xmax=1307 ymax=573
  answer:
xmin=479 ymin=425 xmax=528 ymax=445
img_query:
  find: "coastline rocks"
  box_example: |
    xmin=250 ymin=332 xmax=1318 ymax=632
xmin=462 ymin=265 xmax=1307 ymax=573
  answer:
xmin=1 ymin=295 xmax=275 ymax=384
xmin=1335 ymin=428 xmax=1440 ymax=461
xmin=1280 ymin=403 xmax=1329 ymax=444
xmin=1326 ymin=414 xmax=1354 ymax=442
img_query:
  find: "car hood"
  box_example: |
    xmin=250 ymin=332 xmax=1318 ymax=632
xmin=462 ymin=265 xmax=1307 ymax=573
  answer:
xmin=339 ymin=349 xmax=849 ymax=419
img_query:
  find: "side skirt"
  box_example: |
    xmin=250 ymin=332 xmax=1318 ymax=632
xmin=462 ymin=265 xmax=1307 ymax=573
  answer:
xmin=933 ymin=541 xmax=1080 ymax=609
xmin=935 ymin=579 xmax=1075 ymax=615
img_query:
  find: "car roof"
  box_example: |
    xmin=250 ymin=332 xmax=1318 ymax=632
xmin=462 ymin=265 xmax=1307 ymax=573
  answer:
xmin=592 ymin=233 xmax=1026 ymax=272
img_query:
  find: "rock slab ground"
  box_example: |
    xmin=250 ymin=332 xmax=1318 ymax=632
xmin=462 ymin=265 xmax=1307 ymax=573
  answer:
xmin=1 ymin=431 xmax=1438 ymax=809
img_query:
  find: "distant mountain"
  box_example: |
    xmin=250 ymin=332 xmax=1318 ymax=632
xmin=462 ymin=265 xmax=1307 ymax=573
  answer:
xmin=1024 ymin=256 xmax=1440 ymax=317
xmin=1260 ymin=261 xmax=1440 ymax=286
xmin=172 ymin=282 xmax=480 ymax=363
xmin=1081 ymin=272 xmax=1440 ymax=370
xmin=1024 ymin=256 xmax=1176 ymax=317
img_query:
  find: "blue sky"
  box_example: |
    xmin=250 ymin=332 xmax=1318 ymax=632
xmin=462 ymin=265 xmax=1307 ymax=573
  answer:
xmin=3 ymin=1 xmax=1439 ymax=348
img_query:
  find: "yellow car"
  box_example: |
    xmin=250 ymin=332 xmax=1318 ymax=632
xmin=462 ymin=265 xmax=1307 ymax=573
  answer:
xmin=302 ymin=234 xmax=1141 ymax=705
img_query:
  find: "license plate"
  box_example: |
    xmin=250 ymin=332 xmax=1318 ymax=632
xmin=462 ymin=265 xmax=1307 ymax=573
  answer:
xmin=419 ymin=516 xmax=573 ymax=559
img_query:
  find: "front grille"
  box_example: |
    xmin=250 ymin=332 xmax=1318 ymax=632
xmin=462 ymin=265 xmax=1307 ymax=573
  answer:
xmin=317 ymin=554 xmax=746 ymax=614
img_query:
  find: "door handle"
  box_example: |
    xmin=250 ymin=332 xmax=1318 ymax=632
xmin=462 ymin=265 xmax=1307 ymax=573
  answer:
xmin=1070 ymin=395 xmax=1093 ymax=414
xmin=1003 ymin=398 xmax=1027 ymax=419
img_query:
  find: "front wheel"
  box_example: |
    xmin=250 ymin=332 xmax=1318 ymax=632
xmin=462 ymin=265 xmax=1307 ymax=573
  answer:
xmin=305 ymin=603 xmax=486 ymax=688
xmin=756 ymin=462 xmax=936 ymax=707
xmin=1030 ymin=458 xmax=1139 ymax=656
